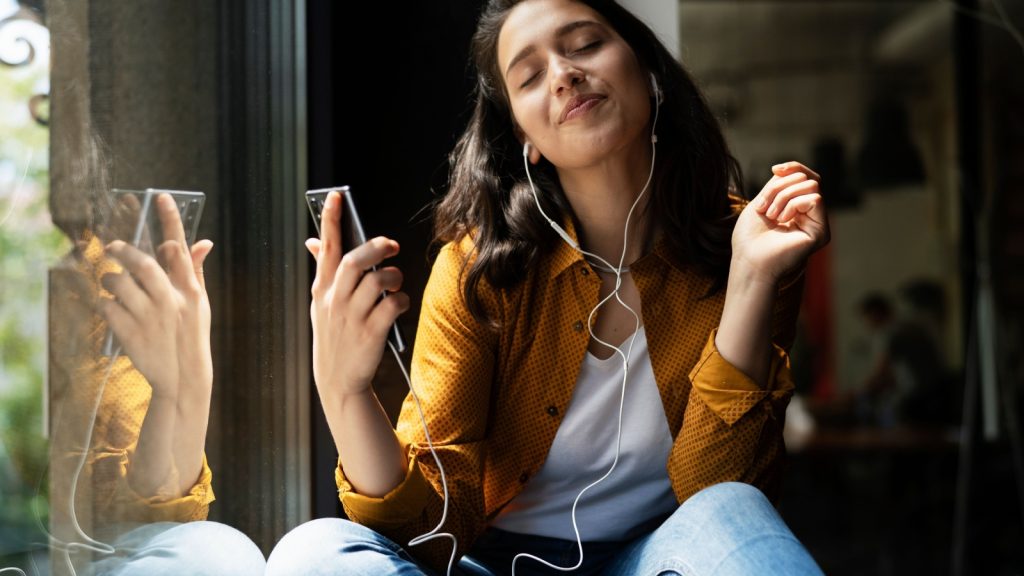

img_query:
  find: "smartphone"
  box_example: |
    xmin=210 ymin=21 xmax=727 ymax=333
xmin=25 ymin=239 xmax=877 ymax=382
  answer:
xmin=102 ymin=188 xmax=206 ymax=356
xmin=306 ymin=186 xmax=407 ymax=354
xmin=107 ymin=188 xmax=205 ymax=251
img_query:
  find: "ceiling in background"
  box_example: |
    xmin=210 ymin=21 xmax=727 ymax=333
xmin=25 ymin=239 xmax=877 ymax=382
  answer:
xmin=678 ymin=2 xmax=949 ymax=83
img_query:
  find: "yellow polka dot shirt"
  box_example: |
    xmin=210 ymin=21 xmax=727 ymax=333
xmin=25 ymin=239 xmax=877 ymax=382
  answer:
xmin=337 ymin=207 xmax=803 ymax=572
xmin=48 ymin=233 xmax=214 ymax=541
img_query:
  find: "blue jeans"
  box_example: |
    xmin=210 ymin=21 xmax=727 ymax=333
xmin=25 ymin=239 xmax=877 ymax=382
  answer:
xmin=79 ymin=521 xmax=266 ymax=576
xmin=265 ymin=482 xmax=823 ymax=575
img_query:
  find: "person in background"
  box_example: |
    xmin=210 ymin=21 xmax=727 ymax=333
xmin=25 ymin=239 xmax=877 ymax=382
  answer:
xmin=854 ymin=282 xmax=950 ymax=428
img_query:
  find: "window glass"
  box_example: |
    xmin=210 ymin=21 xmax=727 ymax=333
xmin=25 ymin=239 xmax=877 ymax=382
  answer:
xmin=680 ymin=1 xmax=1022 ymax=572
xmin=1 ymin=1 xmax=63 ymax=572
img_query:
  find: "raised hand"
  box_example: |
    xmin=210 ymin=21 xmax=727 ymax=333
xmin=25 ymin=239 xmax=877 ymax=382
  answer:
xmin=306 ymin=191 xmax=411 ymax=401
xmin=99 ymin=194 xmax=213 ymax=401
xmin=732 ymin=161 xmax=830 ymax=284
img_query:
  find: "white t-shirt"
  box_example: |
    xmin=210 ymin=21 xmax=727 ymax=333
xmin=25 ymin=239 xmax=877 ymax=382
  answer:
xmin=491 ymin=327 xmax=678 ymax=541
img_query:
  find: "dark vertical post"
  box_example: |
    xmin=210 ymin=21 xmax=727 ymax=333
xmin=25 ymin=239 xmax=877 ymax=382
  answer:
xmin=951 ymin=0 xmax=980 ymax=573
xmin=211 ymin=0 xmax=309 ymax=551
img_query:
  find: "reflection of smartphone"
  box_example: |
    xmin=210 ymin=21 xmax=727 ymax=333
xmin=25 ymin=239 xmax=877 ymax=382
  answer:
xmin=109 ymin=188 xmax=205 ymax=252
xmin=103 ymin=189 xmax=206 ymax=356
xmin=306 ymin=186 xmax=407 ymax=354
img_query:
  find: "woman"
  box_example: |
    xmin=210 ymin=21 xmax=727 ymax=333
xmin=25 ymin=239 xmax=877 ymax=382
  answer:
xmin=270 ymin=0 xmax=829 ymax=574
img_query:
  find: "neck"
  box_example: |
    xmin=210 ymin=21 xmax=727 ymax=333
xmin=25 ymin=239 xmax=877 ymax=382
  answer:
xmin=556 ymin=140 xmax=655 ymax=267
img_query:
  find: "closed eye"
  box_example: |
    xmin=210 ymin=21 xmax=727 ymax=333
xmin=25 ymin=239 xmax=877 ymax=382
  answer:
xmin=519 ymin=70 xmax=542 ymax=89
xmin=572 ymin=40 xmax=602 ymax=55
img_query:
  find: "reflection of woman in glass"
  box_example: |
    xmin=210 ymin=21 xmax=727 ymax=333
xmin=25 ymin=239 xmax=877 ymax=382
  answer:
xmin=48 ymin=191 xmax=263 ymax=575
xmin=274 ymin=1 xmax=830 ymax=574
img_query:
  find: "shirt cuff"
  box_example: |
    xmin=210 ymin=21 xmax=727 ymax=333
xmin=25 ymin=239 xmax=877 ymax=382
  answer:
xmin=338 ymin=449 xmax=435 ymax=529
xmin=688 ymin=328 xmax=795 ymax=426
xmin=112 ymin=452 xmax=215 ymax=523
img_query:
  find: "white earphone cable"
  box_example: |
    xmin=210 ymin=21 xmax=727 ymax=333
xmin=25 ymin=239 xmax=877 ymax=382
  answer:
xmin=392 ymin=341 xmax=459 ymax=576
xmin=513 ymin=88 xmax=661 ymax=575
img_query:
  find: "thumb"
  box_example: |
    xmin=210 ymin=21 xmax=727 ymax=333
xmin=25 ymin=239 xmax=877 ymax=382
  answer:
xmin=305 ymin=238 xmax=321 ymax=259
xmin=190 ymin=239 xmax=214 ymax=290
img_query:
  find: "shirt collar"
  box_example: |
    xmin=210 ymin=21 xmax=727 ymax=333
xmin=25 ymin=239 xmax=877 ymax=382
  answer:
xmin=548 ymin=217 xmax=586 ymax=278
xmin=548 ymin=218 xmax=686 ymax=278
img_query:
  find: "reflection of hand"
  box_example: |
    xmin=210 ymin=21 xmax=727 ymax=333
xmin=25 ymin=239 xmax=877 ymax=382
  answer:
xmin=732 ymin=162 xmax=830 ymax=283
xmin=99 ymin=194 xmax=213 ymax=400
xmin=305 ymin=191 xmax=410 ymax=401
xmin=102 ymin=192 xmax=145 ymax=248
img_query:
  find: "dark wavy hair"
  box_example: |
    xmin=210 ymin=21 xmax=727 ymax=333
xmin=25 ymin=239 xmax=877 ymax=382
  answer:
xmin=434 ymin=0 xmax=742 ymax=326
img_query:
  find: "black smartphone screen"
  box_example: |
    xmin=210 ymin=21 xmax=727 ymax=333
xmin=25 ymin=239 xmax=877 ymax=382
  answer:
xmin=306 ymin=186 xmax=407 ymax=354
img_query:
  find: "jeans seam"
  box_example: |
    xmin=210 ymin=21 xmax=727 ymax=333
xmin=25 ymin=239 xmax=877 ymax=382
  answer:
xmin=710 ymin=533 xmax=810 ymax=576
xmin=650 ymin=557 xmax=696 ymax=576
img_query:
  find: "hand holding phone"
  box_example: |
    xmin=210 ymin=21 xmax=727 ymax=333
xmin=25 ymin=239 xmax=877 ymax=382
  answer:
xmin=306 ymin=187 xmax=411 ymax=400
xmin=306 ymin=186 xmax=407 ymax=354
xmin=99 ymin=191 xmax=214 ymax=399
xmin=102 ymin=189 xmax=206 ymax=356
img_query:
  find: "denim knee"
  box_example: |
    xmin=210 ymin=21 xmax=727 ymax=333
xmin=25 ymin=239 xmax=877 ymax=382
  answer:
xmin=176 ymin=521 xmax=266 ymax=576
xmin=96 ymin=521 xmax=265 ymax=576
xmin=676 ymin=482 xmax=823 ymax=575
xmin=605 ymin=482 xmax=823 ymax=576
xmin=266 ymin=518 xmax=426 ymax=576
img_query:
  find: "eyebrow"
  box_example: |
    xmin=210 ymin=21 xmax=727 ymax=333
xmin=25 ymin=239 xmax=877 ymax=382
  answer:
xmin=504 ymin=20 xmax=604 ymax=78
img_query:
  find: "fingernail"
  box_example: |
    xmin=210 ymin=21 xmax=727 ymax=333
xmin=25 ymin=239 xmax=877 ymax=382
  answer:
xmin=772 ymin=163 xmax=785 ymax=171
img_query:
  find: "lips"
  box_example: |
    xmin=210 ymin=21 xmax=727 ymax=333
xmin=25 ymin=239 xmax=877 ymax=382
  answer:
xmin=560 ymin=93 xmax=606 ymax=123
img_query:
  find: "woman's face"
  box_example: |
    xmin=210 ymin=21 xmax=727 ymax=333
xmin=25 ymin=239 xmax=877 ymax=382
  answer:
xmin=497 ymin=0 xmax=652 ymax=170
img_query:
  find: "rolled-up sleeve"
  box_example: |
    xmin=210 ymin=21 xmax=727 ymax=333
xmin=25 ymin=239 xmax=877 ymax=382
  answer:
xmin=668 ymin=268 xmax=804 ymax=503
xmin=105 ymin=452 xmax=215 ymax=524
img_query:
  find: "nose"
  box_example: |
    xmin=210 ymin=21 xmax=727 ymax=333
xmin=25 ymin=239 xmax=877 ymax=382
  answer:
xmin=549 ymin=57 xmax=584 ymax=95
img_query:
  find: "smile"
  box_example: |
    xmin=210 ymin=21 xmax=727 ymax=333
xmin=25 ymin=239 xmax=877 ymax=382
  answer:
xmin=560 ymin=94 xmax=606 ymax=123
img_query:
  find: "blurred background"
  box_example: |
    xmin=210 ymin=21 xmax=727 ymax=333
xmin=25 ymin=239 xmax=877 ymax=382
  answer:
xmin=1 ymin=0 xmax=1022 ymax=574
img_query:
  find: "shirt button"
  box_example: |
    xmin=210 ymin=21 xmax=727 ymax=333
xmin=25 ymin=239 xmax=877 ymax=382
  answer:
xmin=519 ymin=472 xmax=530 ymax=484
xmin=573 ymin=320 xmax=584 ymax=332
xmin=546 ymin=405 xmax=559 ymax=417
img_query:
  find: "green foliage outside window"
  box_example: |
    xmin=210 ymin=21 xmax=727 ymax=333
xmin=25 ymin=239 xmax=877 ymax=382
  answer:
xmin=1 ymin=8 xmax=69 ymax=567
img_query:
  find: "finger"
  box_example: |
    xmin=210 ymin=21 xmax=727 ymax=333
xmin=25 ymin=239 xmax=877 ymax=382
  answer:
xmin=348 ymin=267 xmax=405 ymax=319
xmin=98 ymin=297 xmax=140 ymax=342
xmin=305 ymin=238 xmax=321 ymax=259
xmin=772 ymin=161 xmax=821 ymax=182
xmin=156 ymin=193 xmax=188 ymax=248
xmin=366 ymin=291 xmax=411 ymax=340
xmin=189 ymin=240 xmax=214 ymax=291
xmin=100 ymin=272 xmax=149 ymax=319
xmin=766 ymin=179 xmax=819 ymax=220
xmin=756 ymin=172 xmax=808 ymax=214
xmin=790 ymin=198 xmax=831 ymax=247
xmin=313 ymin=192 xmax=343 ymax=295
xmin=109 ymin=193 xmax=143 ymax=244
xmin=334 ymin=237 xmax=400 ymax=298
xmin=776 ymin=191 xmax=822 ymax=223
xmin=105 ymin=240 xmax=174 ymax=302
xmin=158 ymin=239 xmax=195 ymax=290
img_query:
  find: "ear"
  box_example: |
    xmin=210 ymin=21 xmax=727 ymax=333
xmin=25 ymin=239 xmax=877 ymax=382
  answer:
xmin=515 ymin=126 xmax=543 ymax=165
xmin=525 ymin=141 xmax=542 ymax=165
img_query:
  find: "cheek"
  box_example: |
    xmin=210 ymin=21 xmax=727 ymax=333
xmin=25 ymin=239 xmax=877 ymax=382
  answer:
xmin=509 ymin=93 xmax=550 ymax=141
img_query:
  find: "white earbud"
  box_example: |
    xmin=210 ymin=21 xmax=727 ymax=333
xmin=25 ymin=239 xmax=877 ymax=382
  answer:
xmin=650 ymin=72 xmax=663 ymax=105
xmin=523 ymin=141 xmax=530 ymax=158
